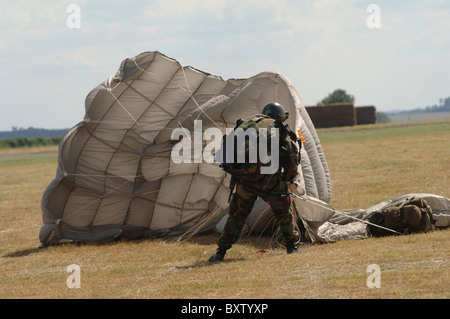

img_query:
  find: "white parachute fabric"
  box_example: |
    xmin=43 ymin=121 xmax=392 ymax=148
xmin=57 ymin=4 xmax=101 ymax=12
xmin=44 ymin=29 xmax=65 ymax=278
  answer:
xmin=39 ymin=51 xmax=332 ymax=246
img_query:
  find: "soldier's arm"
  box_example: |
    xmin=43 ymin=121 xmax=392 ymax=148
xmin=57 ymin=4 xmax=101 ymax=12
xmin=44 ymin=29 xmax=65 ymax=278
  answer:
xmin=279 ymin=128 xmax=301 ymax=182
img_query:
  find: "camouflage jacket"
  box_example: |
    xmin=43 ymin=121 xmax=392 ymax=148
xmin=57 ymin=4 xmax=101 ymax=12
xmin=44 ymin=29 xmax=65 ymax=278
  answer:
xmin=220 ymin=114 xmax=301 ymax=187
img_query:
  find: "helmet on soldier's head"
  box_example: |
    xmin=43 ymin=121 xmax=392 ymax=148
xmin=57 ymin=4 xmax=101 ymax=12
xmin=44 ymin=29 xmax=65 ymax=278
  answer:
xmin=402 ymin=205 xmax=422 ymax=230
xmin=262 ymin=102 xmax=289 ymax=122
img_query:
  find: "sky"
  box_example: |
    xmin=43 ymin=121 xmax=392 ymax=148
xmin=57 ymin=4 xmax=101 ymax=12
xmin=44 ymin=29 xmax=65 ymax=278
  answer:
xmin=1 ymin=0 xmax=449 ymax=131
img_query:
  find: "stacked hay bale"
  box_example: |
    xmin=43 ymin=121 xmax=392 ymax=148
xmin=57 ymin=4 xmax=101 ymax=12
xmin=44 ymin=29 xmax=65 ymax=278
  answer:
xmin=356 ymin=106 xmax=377 ymax=125
xmin=305 ymin=103 xmax=356 ymax=128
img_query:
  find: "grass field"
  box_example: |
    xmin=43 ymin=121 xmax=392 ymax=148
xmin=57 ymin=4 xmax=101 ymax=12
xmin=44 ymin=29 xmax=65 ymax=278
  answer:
xmin=0 ymin=121 xmax=449 ymax=299
xmin=387 ymin=111 xmax=450 ymax=124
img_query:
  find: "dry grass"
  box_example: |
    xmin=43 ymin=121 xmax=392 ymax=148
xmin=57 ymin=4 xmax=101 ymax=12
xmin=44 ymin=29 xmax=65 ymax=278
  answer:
xmin=0 ymin=122 xmax=449 ymax=299
xmin=0 ymin=145 xmax=58 ymax=156
xmin=318 ymin=120 xmax=450 ymax=209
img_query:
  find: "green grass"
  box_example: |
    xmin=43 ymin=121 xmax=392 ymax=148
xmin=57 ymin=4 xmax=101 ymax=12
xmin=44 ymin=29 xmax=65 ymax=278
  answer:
xmin=0 ymin=153 xmax=57 ymax=168
xmin=318 ymin=120 xmax=450 ymax=209
xmin=0 ymin=121 xmax=449 ymax=299
xmin=317 ymin=120 xmax=450 ymax=143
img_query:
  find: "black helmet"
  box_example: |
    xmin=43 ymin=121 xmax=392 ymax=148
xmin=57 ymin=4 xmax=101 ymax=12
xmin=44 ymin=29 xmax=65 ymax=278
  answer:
xmin=262 ymin=102 xmax=289 ymax=122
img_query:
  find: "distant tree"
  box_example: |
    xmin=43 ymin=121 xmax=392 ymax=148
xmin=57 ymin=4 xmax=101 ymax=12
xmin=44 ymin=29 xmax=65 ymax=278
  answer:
xmin=49 ymin=137 xmax=61 ymax=145
xmin=376 ymin=112 xmax=391 ymax=124
xmin=401 ymin=95 xmax=450 ymax=114
xmin=16 ymin=137 xmax=31 ymax=147
xmin=318 ymin=89 xmax=355 ymax=105
xmin=6 ymin=139 xmax=17 ymax=148
xmin=439 ymin=97 xmax=450 ymax=108
xmin=31 ymin=137 xmax=48 ymax=146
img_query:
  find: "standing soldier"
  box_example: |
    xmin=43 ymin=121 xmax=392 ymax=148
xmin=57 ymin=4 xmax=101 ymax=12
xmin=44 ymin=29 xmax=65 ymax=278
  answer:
xmin=209 ymin=102 xmax=302 ymax=262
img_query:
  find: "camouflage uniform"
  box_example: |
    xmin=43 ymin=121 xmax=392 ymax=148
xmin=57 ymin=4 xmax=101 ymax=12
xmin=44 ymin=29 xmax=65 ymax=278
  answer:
xmin=368 ymin=197 xmax=435 ymax=237
xmin=217 ymin=114 xmax=301 ymax=251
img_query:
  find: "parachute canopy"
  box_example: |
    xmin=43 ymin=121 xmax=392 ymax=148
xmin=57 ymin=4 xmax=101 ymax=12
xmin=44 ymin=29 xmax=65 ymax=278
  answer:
xmin=40 ymin=51 xmax=332 ymax=246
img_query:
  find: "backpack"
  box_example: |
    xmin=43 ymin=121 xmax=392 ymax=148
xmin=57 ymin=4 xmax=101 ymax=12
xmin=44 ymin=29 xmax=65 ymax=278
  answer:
xmin=216 ymin=115 xmax=300 ymax=184
xmin=368 ymin=196 xmax=435 ymax=236
xmin=220 ymin=116 xmax=270 ymax=177
xmin=399 ymin=197 xmax=435 ymax=233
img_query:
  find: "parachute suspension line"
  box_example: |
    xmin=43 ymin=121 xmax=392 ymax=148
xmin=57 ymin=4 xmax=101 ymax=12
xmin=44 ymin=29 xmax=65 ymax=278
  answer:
xmin=107 ymin=75 xmax=181 ymax=135
xmin=86 ymin=120 xmax=176 ymax=132
xmin=107 ymin=74 xmax=122 ymax=91
xmin=288 ymin=193 xmax=404 ymax=236
xmin=107 ymin=89 xmax=138 ymax=124
xmin=65 ymin=173 xmax=145 ymax=179
xmin=180 ymin=66 xmax=222 ymax=130
xmin=62 ymin=178 xmax=133 ymax=220
xmin=273 ymin=74 xmax=279 ymax=101
xmin=131 ymin=58 xmax=195 ymax=101
xmin=176 ymin=120 xmax=192 ymax=144
xmin=131 ymin=58 xmax=223 ymax=131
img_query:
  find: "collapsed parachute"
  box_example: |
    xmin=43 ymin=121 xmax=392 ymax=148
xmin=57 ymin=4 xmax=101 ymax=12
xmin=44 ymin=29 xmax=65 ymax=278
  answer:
xmin=40 ymin=51 xmax=332 ymax=246
xmin=231 ymin=192 xmax=450 ymax=244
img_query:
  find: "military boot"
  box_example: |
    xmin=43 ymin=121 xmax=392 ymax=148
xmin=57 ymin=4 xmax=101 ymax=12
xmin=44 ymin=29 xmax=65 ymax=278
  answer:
xmin=208 ymin=248 xmax=227 ymax=262
xmin=286 ymin=242 xmax=299 ymax=254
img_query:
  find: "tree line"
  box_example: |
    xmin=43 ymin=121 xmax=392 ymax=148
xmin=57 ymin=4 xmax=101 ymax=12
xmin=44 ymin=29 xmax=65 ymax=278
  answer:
xmin=0 ymin=136 xmax=61 ymax=149
xmin=394 ymin=96 xmax=450 ymax=114
xmin=0 ymin=127 xmax=68 ymax=139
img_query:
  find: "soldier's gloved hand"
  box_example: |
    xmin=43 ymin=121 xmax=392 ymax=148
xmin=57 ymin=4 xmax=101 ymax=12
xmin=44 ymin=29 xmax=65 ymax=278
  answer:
xmin=287 ymin=180 xmax=305 ymax=197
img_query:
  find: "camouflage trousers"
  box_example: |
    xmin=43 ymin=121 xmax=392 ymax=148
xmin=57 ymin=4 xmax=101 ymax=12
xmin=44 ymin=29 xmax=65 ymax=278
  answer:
xmin=217 ymin=181 xmax=299 ymax=251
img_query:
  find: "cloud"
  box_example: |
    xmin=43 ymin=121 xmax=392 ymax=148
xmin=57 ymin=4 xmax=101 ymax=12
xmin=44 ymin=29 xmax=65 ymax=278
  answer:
xmin=144 ymin=0 xmax=228 ymax=21
xmin=32 ymin=46 xmax=114 ymax=67
xmin=1 ymin=0 xmax=449 ymax=130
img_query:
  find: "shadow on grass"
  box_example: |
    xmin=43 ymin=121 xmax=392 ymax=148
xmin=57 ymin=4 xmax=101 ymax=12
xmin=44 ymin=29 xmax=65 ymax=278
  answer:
xmin=175 ymin=257 xmax=246 ymax=270
xmin=2 ymin=233 xmax=280 ymax=259
xmin=3 ymin=241 xmax=91 ymax=258
xmin=3 ymin=247 xmax=43 ymax=258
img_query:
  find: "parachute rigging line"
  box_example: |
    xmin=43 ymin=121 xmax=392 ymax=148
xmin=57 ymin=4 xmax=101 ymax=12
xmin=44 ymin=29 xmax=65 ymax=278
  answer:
xmin=62 ymin=178 xmax=134 ymax=220
xmin=107 ymin=89 xmax=138 ymax=123
xmin=288 ymin=193 xmax=404 ymax=236
xmin=131 ymin=57 xmax=223 ymax=130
